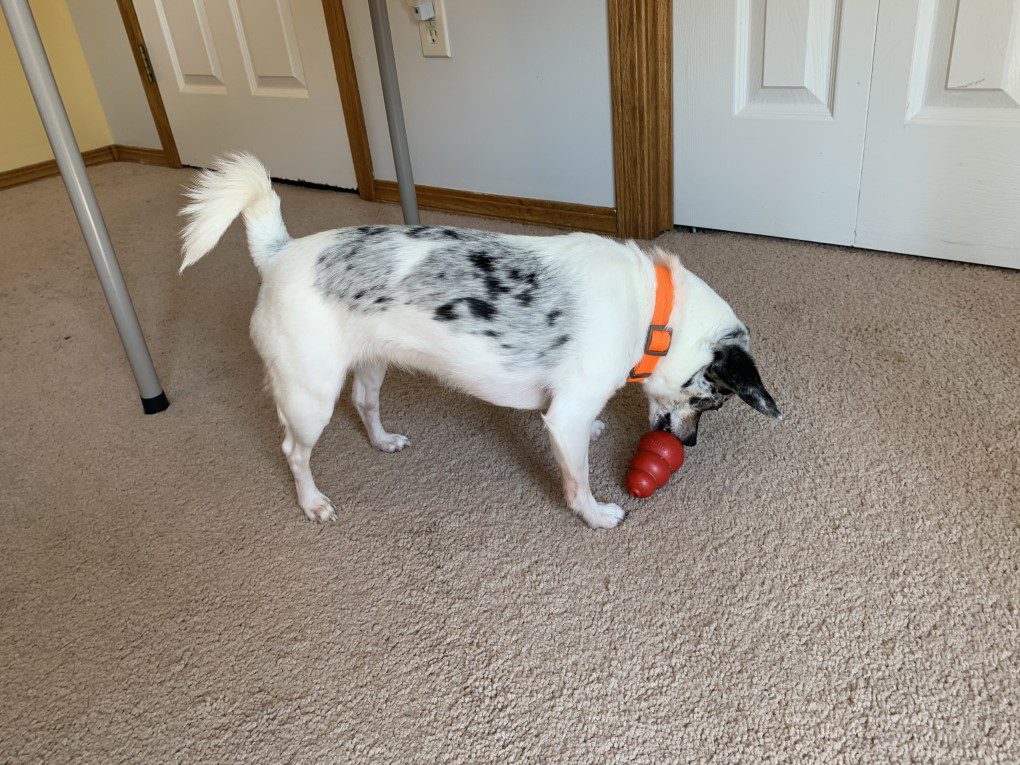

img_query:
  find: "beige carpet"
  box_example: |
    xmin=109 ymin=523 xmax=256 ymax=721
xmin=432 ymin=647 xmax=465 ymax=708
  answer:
xmin=1 ymin=163 xmax=1017 ymax=763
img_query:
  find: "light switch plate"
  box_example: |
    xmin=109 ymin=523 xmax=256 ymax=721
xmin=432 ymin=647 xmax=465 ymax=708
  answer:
xmin=418 ymin=0 xmax=451 ymax=57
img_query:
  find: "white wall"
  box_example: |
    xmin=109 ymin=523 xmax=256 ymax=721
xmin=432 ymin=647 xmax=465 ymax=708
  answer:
xmin=66 ymin=0 xmax=161 ymax=149
xmin=345 ymin=0 xmax=615 ymax=207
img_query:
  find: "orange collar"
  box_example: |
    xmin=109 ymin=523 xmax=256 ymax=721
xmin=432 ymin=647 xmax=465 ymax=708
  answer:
xmin=628 ymin=265 xmax=674 ymax=383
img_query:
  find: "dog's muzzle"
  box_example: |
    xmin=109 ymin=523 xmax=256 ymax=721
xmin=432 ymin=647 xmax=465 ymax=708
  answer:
xmin=652 ymin=410 xmax=700 ymax=446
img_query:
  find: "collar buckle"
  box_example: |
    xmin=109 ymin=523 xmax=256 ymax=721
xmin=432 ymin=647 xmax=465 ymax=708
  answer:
xmin=628 ymin=326 xmax=672 ymax=380
xmin=644 ymin=324 xmax=672 ymax=357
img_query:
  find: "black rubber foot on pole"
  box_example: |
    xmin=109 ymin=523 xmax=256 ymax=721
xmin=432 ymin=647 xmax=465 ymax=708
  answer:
xmin=141 ymin=391 xmax=170 ymax=415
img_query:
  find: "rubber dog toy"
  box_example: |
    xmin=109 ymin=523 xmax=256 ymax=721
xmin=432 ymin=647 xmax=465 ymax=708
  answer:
xmin=626 ymin=430 xmax=684 ymax=498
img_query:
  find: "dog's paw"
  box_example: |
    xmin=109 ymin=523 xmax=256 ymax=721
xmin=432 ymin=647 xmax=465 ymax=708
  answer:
xmin=371 ymin=432 xmax=410 ymax=453
xmin=301 ymin=495 xmax=337 ymax=523
xmin=589 ymin=419 xmax=606 ymax=441
xmin=582 ymin=501 xmax=626 ymax=530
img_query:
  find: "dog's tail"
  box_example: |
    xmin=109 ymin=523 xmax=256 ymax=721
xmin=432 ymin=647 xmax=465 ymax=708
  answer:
xmin=179 ymin=153 xmax=289 ymax=274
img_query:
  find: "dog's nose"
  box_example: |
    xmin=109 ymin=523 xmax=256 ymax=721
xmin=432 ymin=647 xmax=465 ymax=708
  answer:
xmin=680 ymin=433 xmax=697 ymax=447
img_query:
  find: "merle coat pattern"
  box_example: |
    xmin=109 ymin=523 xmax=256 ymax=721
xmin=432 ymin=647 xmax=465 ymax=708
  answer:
xmin=314 ymin=226 xmax=574 ymax=369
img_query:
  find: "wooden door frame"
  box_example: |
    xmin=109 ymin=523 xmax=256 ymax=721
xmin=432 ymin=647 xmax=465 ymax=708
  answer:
xmin=114 ymin=0 xmax=180 ymax=167
xmin=321 ymin=0 xmax=376 ymax=199
xmin=607 ymin=0 xmax=673 ymax=238
xmin=118 ymin=0 xmax=672 ymax=239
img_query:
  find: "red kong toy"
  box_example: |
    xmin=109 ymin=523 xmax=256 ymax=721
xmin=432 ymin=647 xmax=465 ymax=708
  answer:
xmin=626 ymin=430 xmax=685 ymax=498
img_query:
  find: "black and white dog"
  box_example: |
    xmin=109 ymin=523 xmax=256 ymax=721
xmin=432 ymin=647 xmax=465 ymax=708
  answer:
xmin=181 ymin=154 xmax=781 ymax=529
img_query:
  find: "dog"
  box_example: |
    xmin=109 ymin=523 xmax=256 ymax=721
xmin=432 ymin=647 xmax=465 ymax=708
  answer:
xmin=180 ymin=154 xmax=781 ymax=529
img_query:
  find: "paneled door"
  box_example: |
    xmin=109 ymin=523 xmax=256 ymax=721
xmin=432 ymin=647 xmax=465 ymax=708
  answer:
xmin=134 ymin=0 xmax=358 ymax=187
xmin=675 ymin=0 xmax=881 ymax=245
xmin=676 ymin=1 xmax=1020 ymax=268
xmin=855 ymin=0 xmax=1020 ymax=268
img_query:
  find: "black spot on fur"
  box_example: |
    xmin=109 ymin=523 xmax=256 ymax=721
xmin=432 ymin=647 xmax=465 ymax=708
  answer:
xmin=464 ymin=298 xmax=496 ymax=321
xmin=406 ymin=226 xmax=428 ymax=238
xmin=435 ymin=302 xmax=458 ymax=321
xmin=552 ymin=334 xmax=569 ymax=348
xmin=354 ymin=290 xmax=365 ymax=300
xmin=482 ymin=329 xmax=501 ymax=338
xmin=433 ymin=297 xmax=496 ymax=322
xmin=483 ymin=274 xmax=510 ymax=300
xmin=547 ymin=309 xmax=562 ymax=325
xmin=515 ymin=291 xmax=534 ymax=307
xmin=469 ymin=250 xmax=495 ymax=273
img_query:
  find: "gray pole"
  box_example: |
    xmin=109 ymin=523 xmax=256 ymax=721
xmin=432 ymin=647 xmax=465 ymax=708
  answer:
xmin=368 ymin=0 xmax=420 ymax=225
xmin=2 ymin=0 xmax=168 ymax=414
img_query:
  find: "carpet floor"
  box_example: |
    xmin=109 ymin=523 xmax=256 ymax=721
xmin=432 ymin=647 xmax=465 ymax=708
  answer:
xmin=1 ymin=163 xmax=1017 ymax=763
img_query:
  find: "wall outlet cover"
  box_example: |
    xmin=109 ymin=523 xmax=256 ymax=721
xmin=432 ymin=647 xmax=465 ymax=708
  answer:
xmin=418 ymin=0 xmax=451 ymax=57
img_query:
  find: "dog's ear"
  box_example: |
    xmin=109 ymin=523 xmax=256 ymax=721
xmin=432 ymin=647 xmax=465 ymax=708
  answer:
xmin=708 ymin=345 xmax=782 ymax=420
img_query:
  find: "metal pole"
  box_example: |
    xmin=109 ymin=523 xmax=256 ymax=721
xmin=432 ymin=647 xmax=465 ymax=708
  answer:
xmin=368 ymin=0 xmax=420 ymax=225
xmin=2 ymin=0 xmax=168 ymax=414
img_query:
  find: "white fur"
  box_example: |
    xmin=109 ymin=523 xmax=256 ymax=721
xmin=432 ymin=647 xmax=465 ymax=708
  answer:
xmin=180 ymin=154 xmax=753 ymax=529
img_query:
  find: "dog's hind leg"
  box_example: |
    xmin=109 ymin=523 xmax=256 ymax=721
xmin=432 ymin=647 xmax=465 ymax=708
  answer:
xmin=351 ymin=361 xmax=409 ymax=453
xmin=543 ymin=392 xmax=625 ymax=530
xmin=271 ymin=363 xmax=347 ymax=523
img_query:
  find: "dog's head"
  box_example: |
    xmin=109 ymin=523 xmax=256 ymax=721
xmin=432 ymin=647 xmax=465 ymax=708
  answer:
xmin=642 ymin=260 xmax=781 ymax=446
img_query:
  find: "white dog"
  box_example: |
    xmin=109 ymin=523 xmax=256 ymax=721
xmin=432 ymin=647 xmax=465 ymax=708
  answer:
xmin=180 ymin=154 xmax=781 ymax=529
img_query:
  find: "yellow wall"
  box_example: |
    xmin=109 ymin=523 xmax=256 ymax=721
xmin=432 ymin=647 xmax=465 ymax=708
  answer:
xmin=0 ymin=0 xmax=112 ymax=172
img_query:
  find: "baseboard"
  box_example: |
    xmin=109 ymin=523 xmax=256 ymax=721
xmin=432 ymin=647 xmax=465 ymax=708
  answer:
xmin=110 ymin=144 xmax=171 ymax=166
xmin=2 ymin=153 xmax=619 ymax=235
xmin=373 ymin=180 xmax=618 ymax=235
xmin=0 ymin=144 xmax=170 ymax=191
xmin=0 ymin=145 xmax=114 ymax=190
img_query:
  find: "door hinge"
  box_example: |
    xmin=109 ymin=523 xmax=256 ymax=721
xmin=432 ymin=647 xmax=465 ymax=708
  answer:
xmin=137 ymin=42 xmax=156 ymax=84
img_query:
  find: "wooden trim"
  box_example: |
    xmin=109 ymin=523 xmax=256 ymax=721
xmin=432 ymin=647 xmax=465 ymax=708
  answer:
xmin=374 ymin=181 xmax=618 ymax=234
xmin=608 ymin=0 xmax=673 ymax=239
xmin=114 ymin=0 xmax=181 ymax=168
xmin=111 ymin=144 xmax=172 ymax=166
xmin=0 ymin=145 xmax=172 ymax=191
xmin=322 ymin=0 xmax=376 ymax=200
xmin=0 ymin=146 xmax=115 ymax=191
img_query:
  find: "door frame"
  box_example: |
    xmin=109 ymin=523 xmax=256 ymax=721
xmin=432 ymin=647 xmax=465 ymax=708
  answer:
xmin=608 ymin=0 xmax=673 ymax=239
xmin=118 ymin=0 xmax=672 ymax=238
xmin=114 ymin=0 xmax=180 ymax=168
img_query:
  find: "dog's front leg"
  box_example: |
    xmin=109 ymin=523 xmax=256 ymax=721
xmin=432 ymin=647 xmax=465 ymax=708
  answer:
xmin=543 ymin=395 xmax=625 ymax=529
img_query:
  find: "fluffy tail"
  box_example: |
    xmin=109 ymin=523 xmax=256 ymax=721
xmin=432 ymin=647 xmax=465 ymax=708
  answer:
xmin=179 ymin=153 xmax=289 ymax=273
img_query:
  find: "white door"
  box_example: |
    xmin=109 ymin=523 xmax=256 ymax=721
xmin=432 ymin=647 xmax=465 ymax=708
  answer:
xmin=855 ymin=0 xmax=1020 ymax=269
xmin=676 ymin=1 xmax=1020 ymax=269
xmin=675 ymin=0 xmax=881 ymax=245
xmin=134 ymin=0 xmax=358 ymax=188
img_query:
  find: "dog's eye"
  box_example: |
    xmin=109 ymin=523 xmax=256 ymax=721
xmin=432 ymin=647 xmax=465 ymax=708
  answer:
xmin=691 ymin=396 xmax=723 ymax=411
